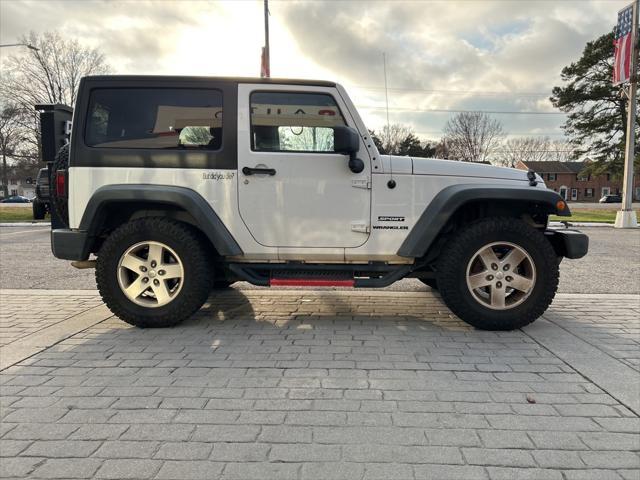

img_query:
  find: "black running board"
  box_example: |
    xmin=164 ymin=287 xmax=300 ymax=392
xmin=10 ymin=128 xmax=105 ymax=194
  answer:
xmin=228 ymin=263 xmax=414 ymax=288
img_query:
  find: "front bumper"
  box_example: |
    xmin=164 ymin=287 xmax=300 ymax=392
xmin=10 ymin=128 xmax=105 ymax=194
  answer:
xmin=51 ymin=229 xmax=91 ymax=261
xmin=545 ymin=228 xmax=589 ymax=259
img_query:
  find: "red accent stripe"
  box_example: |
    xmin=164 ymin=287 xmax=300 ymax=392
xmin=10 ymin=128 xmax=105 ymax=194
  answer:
xmin=270 ymin=278 xmax=355 ymax=287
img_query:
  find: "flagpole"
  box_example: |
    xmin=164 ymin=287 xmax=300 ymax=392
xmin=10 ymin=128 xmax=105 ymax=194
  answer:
xmin=616 ymin=0 xmax=639 ymax=228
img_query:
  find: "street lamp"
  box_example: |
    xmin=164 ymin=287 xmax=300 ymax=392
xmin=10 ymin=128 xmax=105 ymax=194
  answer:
xmin=0 ymin=43 xmax=39 ymax=51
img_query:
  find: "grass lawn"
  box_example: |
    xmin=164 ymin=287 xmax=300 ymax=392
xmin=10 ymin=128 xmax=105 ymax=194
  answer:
xmin=551 ymin=208 xmax=623 ymax=224
xmin=0 ymin=205 xmax=48 ymax=223
xmin=551 ymin=212 xmax=615 ymax=224
xmin=0 ymin=204 xmax=629 ymax=225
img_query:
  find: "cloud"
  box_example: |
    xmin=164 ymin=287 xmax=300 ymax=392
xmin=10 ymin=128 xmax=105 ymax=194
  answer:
xmin=0 ymin=0 xmax=625 ymax=138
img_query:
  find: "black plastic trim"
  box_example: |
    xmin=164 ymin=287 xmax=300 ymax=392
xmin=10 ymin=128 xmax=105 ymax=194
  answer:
xmin=51 ymin=229 xmax=90 ymax=261
xmin=398 ymin=184 xmax=571 ymax=258
xmin=353 ymin=265 xmax=413 ymax=288
xmin=544 ymin=228 xmax=589 ymax=259
xmin=79 ymin=185 xmax=243 ymax=256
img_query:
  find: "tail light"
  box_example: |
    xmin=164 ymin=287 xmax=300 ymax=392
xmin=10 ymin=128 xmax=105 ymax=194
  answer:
xmin=55 ymin=170 xmax=66 ymax=197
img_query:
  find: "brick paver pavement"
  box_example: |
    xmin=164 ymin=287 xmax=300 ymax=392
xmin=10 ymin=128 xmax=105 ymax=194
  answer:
xmin=0 ymin=289 xmax=638 ymax=479
xmin=0 ymin=292 xmax=102 ymax=347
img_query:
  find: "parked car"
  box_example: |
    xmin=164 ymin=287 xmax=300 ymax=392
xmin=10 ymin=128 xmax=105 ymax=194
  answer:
xmin=599 ymin=194 xmax=622 ymax=204
xmin=42 ymin=75 xmax=588 ymax=331
xmin=33 ymin=167 xmax=50 ymax=219
xmin=0 ymin=195 xmax=31 ymax=203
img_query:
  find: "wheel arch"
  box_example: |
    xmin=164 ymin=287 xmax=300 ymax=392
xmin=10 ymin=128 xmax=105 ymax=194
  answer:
xmin=80 ymin=184 xmax=243 ymax=257
xmin=398 ymin=184 xmax=570 ymax=259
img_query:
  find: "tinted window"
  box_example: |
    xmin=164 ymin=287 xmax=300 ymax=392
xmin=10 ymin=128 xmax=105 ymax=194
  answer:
xmin=250 ymin=92 xmax=345 ymax=152
xmin=85 ymin=88 xmax=223 ymax=149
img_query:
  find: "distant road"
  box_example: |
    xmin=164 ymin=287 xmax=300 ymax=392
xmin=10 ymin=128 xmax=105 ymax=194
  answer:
xmin=1 ymin=226 xmax=638 ymax=294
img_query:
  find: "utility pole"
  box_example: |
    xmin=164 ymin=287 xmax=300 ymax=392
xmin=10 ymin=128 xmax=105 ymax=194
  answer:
xmin=616 ymin=0 xmax=639 ymax=228
xmin=261 ymin=0 xmax=270 ymax=78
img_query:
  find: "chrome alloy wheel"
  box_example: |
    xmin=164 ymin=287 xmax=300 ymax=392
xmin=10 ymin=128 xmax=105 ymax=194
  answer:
xmin=465 ymin=242 xmax=536 ymax=310
xmin=117 ymin=241 xmax=184 ymax=308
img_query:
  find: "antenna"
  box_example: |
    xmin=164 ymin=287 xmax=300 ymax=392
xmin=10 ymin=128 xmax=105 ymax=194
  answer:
xmin=383 ymin=52 xmax=395 ymax=186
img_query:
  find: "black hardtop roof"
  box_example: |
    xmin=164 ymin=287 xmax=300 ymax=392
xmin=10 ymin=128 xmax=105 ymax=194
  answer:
xmin=82 ymin=75 xmax=337 ymax=87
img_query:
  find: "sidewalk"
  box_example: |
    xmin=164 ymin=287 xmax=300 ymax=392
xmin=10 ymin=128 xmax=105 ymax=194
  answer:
xmin=1 ymin=289 xmax=639 ymax=479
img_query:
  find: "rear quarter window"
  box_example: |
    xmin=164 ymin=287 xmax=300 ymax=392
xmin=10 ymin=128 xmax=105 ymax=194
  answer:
xmin=85 ymin=88 xmax=223 ymax=150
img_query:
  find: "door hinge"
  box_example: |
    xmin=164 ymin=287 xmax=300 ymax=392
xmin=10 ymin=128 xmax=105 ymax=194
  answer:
xmin=352 ymin=179 xmax=371 ymax=189
xmin=351 ymin=222 xmax=370 ymax=233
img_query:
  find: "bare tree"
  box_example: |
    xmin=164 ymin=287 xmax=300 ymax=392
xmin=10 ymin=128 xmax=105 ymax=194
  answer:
xmin=444 ymin=112 xmax=505 ymax=162
xmin=377 ymin=124 xmax=414 ymax=155
xmin=0 ymin=31 xmax=109 ymax=163
xmin=548 ymin=140 xmax=575 ymax=163
xmin=492 ymin=137 xmax=577 ymax=167
xmin=0 ymin=104 xmax=29 ymax=197
xmin=494 ymin=137 xmax=552 ymax=168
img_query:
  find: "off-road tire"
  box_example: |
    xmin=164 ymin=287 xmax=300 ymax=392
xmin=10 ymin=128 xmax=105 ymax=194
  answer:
xmin=51 ymin=144 xmax=69 ymax=226
xmin=419 ymin=278 xmax=438 ymax=290
xmin=32 ymin=200 xmax=46 ymax=220
xmin=436 ymin=217 xmax=558 ymax=331
xmin=96 ymin=218 xmax=212 ymax=328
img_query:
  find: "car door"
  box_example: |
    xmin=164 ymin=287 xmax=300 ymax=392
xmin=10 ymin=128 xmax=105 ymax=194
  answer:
xmin=236 ymin=84 xmax=371 ymax=249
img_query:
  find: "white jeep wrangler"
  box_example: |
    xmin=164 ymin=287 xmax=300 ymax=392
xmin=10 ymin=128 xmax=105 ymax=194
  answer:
xmin=45 ymin=76 xmax=588 ymax=330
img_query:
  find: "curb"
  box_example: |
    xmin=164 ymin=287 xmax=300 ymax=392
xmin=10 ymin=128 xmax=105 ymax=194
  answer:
xmin=549 ymin=221 xmax=615 ymax=228
xmin=0 ymin=222 xmax=50 ymax=227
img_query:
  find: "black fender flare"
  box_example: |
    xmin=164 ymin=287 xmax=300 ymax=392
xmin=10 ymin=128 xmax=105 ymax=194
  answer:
xmin=397 ymin=184 xmax=570 ymax=258
xmin=80 ymin=184 xmax=243 ymax=256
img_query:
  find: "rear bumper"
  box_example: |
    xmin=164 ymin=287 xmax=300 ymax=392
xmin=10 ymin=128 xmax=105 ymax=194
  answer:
xmin=51 ymin=229 xmax=90 ymax=261
xmin=545 ymin=228 xmax=589 ymax=259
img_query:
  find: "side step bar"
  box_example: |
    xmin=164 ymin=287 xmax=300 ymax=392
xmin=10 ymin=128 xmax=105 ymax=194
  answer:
xmin=228 ymin=263 xmax=414 ymax=289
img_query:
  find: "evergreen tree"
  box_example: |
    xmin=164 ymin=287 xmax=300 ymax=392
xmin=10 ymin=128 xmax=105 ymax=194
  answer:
xmin=550 ymin=32 xmax=639 ymax=178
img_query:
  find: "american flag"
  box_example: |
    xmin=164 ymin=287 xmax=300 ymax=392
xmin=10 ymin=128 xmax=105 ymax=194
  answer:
xmin=613 ymin=3 xmax=635 ymax=85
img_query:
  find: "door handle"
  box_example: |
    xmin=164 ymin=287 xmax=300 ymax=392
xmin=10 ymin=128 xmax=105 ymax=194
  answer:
xmin=242 ymin=166 xmax=276 ymax=176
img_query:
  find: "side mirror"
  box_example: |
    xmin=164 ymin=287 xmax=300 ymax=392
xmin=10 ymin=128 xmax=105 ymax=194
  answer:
xmin=334 ymin=126 xmax=359 ymax=154
xmin=333 ymin=126 xmax=364 ymax=173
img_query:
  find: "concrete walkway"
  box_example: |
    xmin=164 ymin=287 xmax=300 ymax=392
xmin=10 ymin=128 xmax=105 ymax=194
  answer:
xmin=1 ymin=289 xmax=638 ymax=479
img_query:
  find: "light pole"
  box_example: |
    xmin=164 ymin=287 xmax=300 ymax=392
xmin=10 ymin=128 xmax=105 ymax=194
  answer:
xmin=0 ymin=43 xmax=39 ymax=51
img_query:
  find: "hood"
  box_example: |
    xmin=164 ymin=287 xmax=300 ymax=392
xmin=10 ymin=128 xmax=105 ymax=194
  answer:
xmin=410 ymin=156 xmax=534 ymax=182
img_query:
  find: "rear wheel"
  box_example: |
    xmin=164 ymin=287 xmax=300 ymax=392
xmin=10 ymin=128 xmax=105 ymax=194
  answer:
xmin=96 ymin=218 xmax=212 ymax=328
xmin=436 ymin=217 xmax=558 ymax=330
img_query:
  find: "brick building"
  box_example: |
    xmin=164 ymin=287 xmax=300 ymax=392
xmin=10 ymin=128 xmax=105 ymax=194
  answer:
xmin=516 ymin=160 xmax=640 ymax=203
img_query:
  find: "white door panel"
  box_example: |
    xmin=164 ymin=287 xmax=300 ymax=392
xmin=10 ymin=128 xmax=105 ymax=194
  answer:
xmin=237 ymin=84 xmax=371 ymax=249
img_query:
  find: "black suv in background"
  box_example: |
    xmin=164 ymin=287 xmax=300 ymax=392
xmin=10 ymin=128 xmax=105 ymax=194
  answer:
xmin=33 ymin=167 xmax=50 ymax=219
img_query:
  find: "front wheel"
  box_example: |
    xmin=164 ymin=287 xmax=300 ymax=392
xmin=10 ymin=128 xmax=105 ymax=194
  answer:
xmin=436 ymin=217 xmax=558 ymax=330
xmin=96 ymin=218 xmax=212 ymax=328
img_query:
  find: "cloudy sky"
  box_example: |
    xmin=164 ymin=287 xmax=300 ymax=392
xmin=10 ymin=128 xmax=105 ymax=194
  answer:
xmin=0 ymin=0 xmax=627 ymax=140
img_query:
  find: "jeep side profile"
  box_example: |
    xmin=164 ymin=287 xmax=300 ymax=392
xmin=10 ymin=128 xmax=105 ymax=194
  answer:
xmin=42 ymin=76 xmax=588 ymax=330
